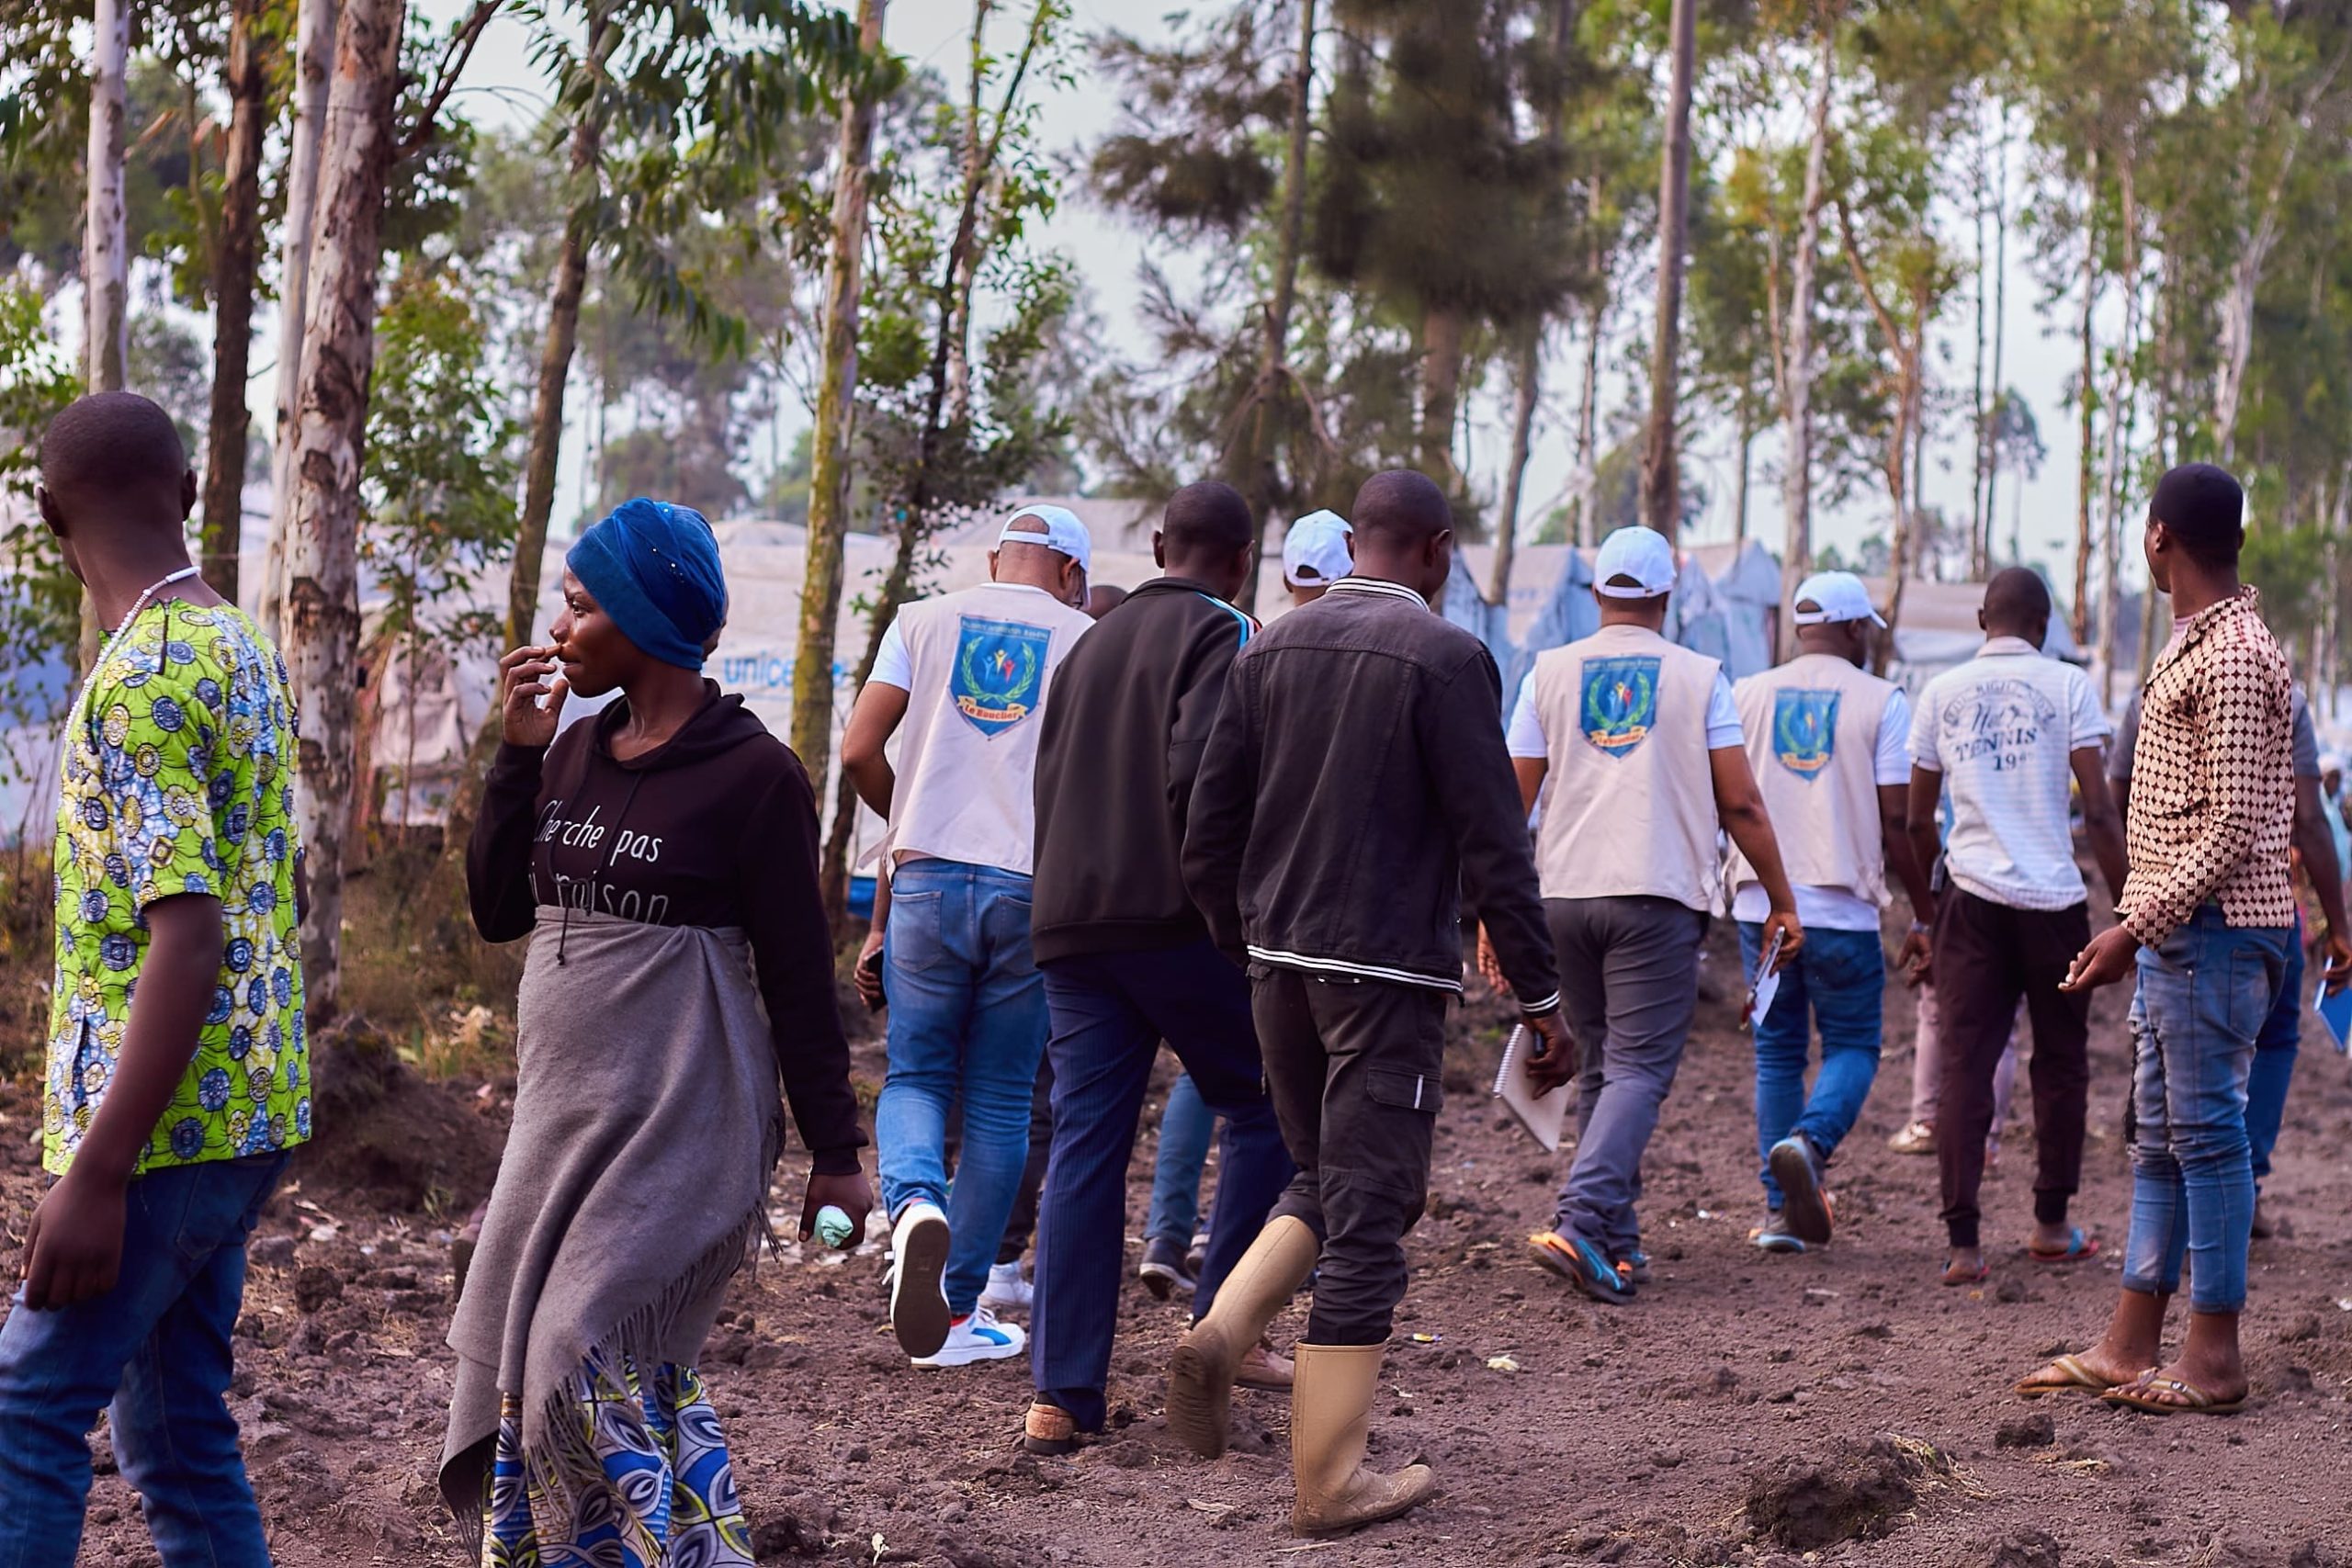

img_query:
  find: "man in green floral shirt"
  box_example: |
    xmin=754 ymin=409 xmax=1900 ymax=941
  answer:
xmin=1 ymin=392 xmax=306 ymax=1567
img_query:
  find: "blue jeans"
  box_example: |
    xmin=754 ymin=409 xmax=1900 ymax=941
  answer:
xmin=2247 ymin=915 xmax=2305 ymax=1190
xmin=0 ymin=1154 xmax=286 ymax=1568
xmin=1145 ymin=1072 xmax=1217 ymax=1248
xmin=1738 ymin=922 xmax=1884 ymax=1206
xmin=1033 ymin=942 xmax=1294 ymax=1429
xmin=2120 ymin=908 xmax=2291 ymax=1314
xmin=876 ymin=859 xmax=1049 ymax=1317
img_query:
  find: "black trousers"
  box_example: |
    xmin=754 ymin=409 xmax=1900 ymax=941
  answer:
xmin=1252 ymin=964 xmax=1450 ymax=1346
xmin=1933 ymin=888 xmax=2092 ymax=1248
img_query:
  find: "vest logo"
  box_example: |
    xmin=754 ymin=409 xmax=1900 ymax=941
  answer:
xmin=1772 ymin=689 xmax=1840 ymax=780
xmin=951 ymin=615 xmax=1050 ymax=737
xmin=1579 ymin=656 xmax=1659 ymax=757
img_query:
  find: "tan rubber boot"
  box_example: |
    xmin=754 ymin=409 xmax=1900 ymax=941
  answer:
xmin=1166 ymin=1214 xmax=1317 ymax=1458
xmin=1289 ymin=1341 xmax=1435 ymax=1535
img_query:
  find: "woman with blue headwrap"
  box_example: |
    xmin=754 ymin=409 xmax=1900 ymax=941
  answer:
xmin=441 ymin=499 xmax=872 ymax=1566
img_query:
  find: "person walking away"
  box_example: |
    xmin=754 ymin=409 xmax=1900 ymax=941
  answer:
xmin=841 ymin=505 xmax=1094 ymax=1367
xmin=1281 ymin=509 xmax=1352 ymax=608
xmin=1501 ymin=525 xmax=1804 ymax=1301
xmin=2111 ymin=685 xmax=2349 ymax=1239
xmin=1907 ymin=568 xmax=2127 ymax=1287
xmin=976 ymin=573 xmax=1136 ymax=1318
xmin=447 ymin=499 xmax=870 ymax=1563
xmin=1020 ymin=481 xmax=1298 ymax=1457
xmin=1181 ymin=470 xmax=1570 ymax=1534
xmin=2025 ymin=465 xmax=2349 ymax=1414
xmin=0 ymin=393 xmax=306 ymax=1567
xmin=1728 ymin=571 xmax=1935 ymax=1254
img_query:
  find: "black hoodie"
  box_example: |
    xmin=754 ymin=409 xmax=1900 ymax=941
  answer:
xmin=1030 ymin=576 xmax=1258 ymax=964
xmin=468 ymin=685 xmax=865 ymax=1173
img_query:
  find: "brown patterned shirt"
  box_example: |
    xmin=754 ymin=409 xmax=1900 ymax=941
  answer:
xmin=2118 ymin=586 xmax=2295 ymax=947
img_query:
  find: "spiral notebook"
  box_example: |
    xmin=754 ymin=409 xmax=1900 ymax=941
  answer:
xmin=1492 ymin=1025 xmax=1570 ymax=1152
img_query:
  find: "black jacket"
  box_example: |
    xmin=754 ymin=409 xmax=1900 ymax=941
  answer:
xmin=1031 ymin=576 xmax=1258 ymax=964
xmin=468 ymin=686 xmax=866 ymax=1173
xmin=1182 ymin=576 xmax=1560 ymax=1013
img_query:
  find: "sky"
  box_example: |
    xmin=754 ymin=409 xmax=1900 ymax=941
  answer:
xmin=412 ymin=0 xmax=2120 ymax=599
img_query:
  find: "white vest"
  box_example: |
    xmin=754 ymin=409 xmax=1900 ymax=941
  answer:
xmin=1725 ymin=653 xmax=1894 ymax=908
xmin=1531 ymin=624 xmax=1723 ymax=910
xmin=886 ymin=581 xmax=1092 ymax=876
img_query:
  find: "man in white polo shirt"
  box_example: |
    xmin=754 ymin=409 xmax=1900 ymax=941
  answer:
xmin=1729 ymin=572 xmax=1936 ymax=1255
xmin=1907 ymin=567 xmax=2128 ymax=1287
xmin=1497 ymin=525 xmax=1804 ymax=1305
xmin=1281 ymin=509 xmax=1352 ymax=608
xmin=841 ymin=504 xmax=1095 ymax=1368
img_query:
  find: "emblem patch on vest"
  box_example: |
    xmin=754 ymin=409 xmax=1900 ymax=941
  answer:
xmin=1772 ymin=689 xmax=1840 ymax=780
xmin=950 ymin=615 xmax=1050 ymax=738
xmin=1579 ymin=656 xmax=1659 ymax=757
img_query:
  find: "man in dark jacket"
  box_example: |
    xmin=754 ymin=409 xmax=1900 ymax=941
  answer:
xmin=1177 ymin=469 xmax=1570 ymax=1537
xmin=1021 ymin=482 xmax=1297 ymax=1457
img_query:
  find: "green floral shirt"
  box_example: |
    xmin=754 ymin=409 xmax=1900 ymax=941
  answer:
xmin=46 ymin=598 xmax=310 ymax=1176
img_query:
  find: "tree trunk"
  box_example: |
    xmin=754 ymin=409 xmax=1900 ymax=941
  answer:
xmin=943 ymin=0 xmax=993 ymax=427
xmin=2097 ymin=155 xmax=2141 ymax=706
xmin=789 ymin=0 xmax=888 ymax=781
xmin=83 ymin=0 xmax=130 ymax=395
xmin=1491 ymin=326 xmax=1540 ymax=604
xmin=1968 ymin=108 xmax=1988 ymax=581
xmin=262 ymin=0 xmax=338 ymax=643
xmin=2072 ymin=166 xmax=2098 ymax=649
xmin=1639 ymin=0 xmax=1697 ymax=539
xmin=1572 ymin=182 xmax=1606 ymax=548
xmin=1417 ymin=302 xmax=1468 ymax=500
xmin=1733 ymin=400 xmax=1753 ymax=547
xmin=1983 ymin=107 xmax=2009 ymax=570
xmin=1778 ymin=11 xmax=1833 ymax=651
xmin=199 ymin=0 xmax=267 ymax=605
xmin=1877 ymin=343 xmax=1919 ymax=674
xmin=505 ymin=17 xmax=616 ymax=657
xmin=79 ymin=0 xmax=130 ymax=672
xmin=281 ymin=0 xmax=406 ymax=1014
xmin=1234 ymin=0 xmax=1316 ymax=610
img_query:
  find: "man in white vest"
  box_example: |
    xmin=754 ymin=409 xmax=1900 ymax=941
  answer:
xmin=841 ymin=504 xmax=1095 ymax=1369
xmin=1728 ymin=571 xmax=1936 ymax=1255
xmin=1500 ymin=525 xmax=1803 ymax=1304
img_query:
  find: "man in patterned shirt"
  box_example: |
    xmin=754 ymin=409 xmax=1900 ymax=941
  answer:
xmin=0 ymin=392 xmax=306 ymax=1564
xmin=2023 ymin=463 xmax=2306 ymax=1416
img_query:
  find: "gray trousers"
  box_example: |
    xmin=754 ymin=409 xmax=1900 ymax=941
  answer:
xmin=1548 ymin=896 xmax=1707 ymax=1256
xmin=1252 ymin=964 xmax=1450 ymax=1346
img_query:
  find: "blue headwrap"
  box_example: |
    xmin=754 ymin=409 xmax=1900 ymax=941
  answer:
xmin=566 ymin=498 xmax=729 ymax=670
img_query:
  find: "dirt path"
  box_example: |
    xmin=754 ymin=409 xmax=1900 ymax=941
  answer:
xmin=12 ymin=921 xmax=2352 ymax=1566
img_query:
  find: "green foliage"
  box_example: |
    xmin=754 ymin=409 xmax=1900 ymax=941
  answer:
xmin=0 ymin=279 xmax=82 ymax=735
xmin=358 ymin=269 xmax=522 ymax=655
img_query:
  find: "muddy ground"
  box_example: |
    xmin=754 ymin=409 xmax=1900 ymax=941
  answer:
xmin=10 ymin=919 xmax=2352 ymax=1568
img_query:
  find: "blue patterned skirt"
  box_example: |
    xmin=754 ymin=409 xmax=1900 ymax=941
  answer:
xmin=482 ymin=1360 xmax=753 ymax=1568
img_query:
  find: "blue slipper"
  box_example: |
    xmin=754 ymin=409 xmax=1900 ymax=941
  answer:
xmin=2027 ymin=1227 xmax=2100 ymax=1264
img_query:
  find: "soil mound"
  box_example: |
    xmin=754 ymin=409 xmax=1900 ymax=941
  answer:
xmin=293 ymin=1015 xmax=504 ymax=1211
xmin=1743 ymin=1434 xmax=1951 ymax=1550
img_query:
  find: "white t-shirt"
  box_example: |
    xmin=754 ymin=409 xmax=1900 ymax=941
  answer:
xmin=1507 ymin=669 xmax=1743 ymax=758
xmin=1908 ymin=637 xmax=2112 ymax=910
xmin=1730 ymin=688 xmax=1913 ymax=931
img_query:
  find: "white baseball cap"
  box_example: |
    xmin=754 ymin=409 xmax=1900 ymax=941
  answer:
xmin=1282 ymin=509 xmax=1354 ymax=588
xmin=1790 ymin=570 xmax=1888 ymax=627
xmin=999 ymin=503 xmax=1091 ymax=575
xmin=1592 ymin=525 xmax=1677 ymax=598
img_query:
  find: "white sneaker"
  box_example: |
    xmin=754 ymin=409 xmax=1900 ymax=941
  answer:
xmin=979 ymin=1259 xmax=1033 ymax=1315
xmin=910 ymin=1303 xmax=1027 ymax=1369
xmin=889 ymin=1201 xmax=952 ymax=1359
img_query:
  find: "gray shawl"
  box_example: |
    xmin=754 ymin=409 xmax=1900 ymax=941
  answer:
xmin=438 ymin=908 xmax=781 ymax=1548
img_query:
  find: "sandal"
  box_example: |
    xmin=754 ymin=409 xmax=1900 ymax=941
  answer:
xmin=2014 ymin=1353 xmax=2126 ymax=1399
xmin=1939 ymin=1257 xmax=1989 ymax=1287
xmin=2098 ymin=1375 xmax=2247 ymax=1416
xmin=2026 ymin=1227 xmax=2101 ymax=1264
